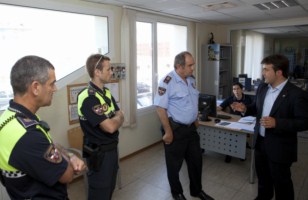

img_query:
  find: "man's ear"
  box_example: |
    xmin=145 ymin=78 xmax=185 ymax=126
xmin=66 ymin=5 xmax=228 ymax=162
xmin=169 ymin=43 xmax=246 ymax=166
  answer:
xmin=276 ymin=69 xmax=283 ymax=77
xmin=31 ymin=81 xmax=40 ymax=96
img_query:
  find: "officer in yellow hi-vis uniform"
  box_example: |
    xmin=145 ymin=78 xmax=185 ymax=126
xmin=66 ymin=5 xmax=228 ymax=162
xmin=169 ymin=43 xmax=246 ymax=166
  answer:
xmin=77 ymin=54 xmax=124 ymax=200
xmin=0 ymin=56 xmax=86 ymax=199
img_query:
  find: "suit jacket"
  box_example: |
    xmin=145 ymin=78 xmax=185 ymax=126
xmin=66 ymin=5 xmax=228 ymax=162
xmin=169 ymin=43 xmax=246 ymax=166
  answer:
xmin=246 ymin=81 xmax=308 ymax=164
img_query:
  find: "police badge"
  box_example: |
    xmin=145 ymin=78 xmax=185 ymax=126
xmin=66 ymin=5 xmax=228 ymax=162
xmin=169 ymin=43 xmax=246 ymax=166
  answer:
xmin=44 ymin=144 xmax=62 ymax=163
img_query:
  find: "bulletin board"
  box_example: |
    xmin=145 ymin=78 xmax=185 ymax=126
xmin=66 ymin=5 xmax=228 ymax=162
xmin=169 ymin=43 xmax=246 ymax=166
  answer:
xmin=67 ymin=83 xmax=87 ymax=125
xmin=105 ymin=80 xmax=120 ymax=103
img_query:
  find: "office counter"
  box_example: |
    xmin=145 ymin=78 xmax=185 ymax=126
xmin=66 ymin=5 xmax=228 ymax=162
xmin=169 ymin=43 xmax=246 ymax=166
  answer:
xmin=197 ymin=112 xmax=256 ymax=184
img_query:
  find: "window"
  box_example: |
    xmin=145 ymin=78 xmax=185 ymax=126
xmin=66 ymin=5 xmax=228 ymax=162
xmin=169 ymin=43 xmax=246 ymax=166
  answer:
xmin=0 ymin=3 xmax=108 ymax=110
xmin=136 ymin=21 xmax=187 ymax=109
xmin=136 ymin=22 xmax=153 ymax=109
xmin=157 ymin=23 xmax=187 ymax=82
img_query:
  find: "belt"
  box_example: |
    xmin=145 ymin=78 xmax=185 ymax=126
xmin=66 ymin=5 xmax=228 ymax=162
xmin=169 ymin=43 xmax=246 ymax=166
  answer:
xmin=169 ymin=117 xmax=194 ymax=129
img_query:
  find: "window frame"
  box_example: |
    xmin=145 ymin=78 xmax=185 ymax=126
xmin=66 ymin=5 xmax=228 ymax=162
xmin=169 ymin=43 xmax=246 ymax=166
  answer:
xmin=135 ymin=13 xmax=191 ymax=113
xmin=0 ymin=1 xmax=114 ymax=111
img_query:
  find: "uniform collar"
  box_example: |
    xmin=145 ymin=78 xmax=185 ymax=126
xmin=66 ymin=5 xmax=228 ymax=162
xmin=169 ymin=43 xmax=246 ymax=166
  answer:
xmin=233 ymin=93 xmax=245 ymax=101
xmin=89 ymin=81 xmax=106 ymax=95
xmin=8 ymin=100 xmax=39 ymax=121
xmin=172 ymin=70 xmax=190 ymax=84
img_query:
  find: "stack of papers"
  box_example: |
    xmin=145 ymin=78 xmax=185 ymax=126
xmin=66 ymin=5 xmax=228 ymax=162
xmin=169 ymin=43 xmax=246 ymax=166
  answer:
xmin=237 ymin=116 xmax=256 ymax=124
xmin=215 ymin=116 xmax=256 ymax=133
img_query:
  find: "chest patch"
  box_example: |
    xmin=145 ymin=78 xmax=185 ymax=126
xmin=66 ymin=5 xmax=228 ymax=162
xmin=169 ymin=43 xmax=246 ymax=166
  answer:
xmin=92 ymin=104 xmax=108 ymax=115
xmin=158 ymin=87 xmax=166 ymax=96
xmin=44 ymin=144 xmax=62 ymax=163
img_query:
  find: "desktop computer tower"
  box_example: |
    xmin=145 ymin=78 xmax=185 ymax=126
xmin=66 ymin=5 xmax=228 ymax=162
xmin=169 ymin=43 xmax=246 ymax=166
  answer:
xmin=233 ymin=77 xmax=252 ymax=91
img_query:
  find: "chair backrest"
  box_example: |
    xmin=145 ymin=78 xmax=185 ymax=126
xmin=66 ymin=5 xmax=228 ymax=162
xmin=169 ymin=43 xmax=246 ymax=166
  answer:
xmin=67 ymin=126 xmax=84 ymax=150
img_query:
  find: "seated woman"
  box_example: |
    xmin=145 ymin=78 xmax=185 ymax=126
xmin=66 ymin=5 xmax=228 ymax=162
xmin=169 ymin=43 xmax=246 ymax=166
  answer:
xmin=217 ymin=82 xmax=252 ymax=163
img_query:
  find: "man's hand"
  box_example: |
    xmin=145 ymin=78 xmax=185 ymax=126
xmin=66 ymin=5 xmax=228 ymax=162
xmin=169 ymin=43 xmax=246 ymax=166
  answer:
xmin=231 ymin=102 xmax=246 ymax=113
xmin=163 ymin=130 xmax=173 ymax=145
xmin=260 ymin=116 xmax=276 ymax=129
xmin=69 ymin=155 xmax=87 ymax=175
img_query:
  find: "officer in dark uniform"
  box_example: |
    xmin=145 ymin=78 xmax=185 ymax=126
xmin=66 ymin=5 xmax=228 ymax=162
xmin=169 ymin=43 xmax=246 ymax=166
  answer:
xmin=77 ymin=54 xmax=124 ymax=200
xmin=217 ymin=82 xmax=253 ymax=163
xmin=217 ymin=82 xmax=252 ymax=116
xmin=0 ymin=56 xmax=86 ymax=199
xmin=154 ymin=51 xmax=214 ymax=200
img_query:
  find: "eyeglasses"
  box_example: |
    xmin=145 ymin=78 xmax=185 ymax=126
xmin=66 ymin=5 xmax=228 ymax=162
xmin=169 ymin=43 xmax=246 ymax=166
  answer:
xmin=94 ymin=55 xmax=104 ymax=69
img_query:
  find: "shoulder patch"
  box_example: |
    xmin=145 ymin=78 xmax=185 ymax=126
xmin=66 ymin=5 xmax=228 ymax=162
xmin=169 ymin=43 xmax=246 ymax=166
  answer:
xmin=16 ymin=116 xmax=39 ymax=128
xmin=44 ymin=144 xmax=62 ymax=163
xmin=92 ymin=104 xmax=108 ymax=115
xmin=158 ymin=87 xmax=166 ymax=96
xmin=163 ymin=76 xmax=172 ymax=84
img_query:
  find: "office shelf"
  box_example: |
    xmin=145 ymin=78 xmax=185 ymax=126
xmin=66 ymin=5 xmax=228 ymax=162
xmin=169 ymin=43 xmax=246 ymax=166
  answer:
xmin=201 ymin=44 xmax=232 ymax=99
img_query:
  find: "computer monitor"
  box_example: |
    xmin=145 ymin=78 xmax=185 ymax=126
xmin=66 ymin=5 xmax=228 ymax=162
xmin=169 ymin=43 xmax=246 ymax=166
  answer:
xmin=238 ymin=74 xmax=248 ymax=78
xmin=198 ymin=94 xmax=217 ymax=121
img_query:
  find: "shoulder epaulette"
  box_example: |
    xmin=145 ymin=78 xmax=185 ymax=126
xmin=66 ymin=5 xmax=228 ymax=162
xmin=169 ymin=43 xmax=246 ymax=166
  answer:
xmin=16 ymin=115 xmax=39 ymax=129
xmin=88 ymin=87 xmax=96 ymax=96
xmin=163 ymin=76 xmax=172 ymax=84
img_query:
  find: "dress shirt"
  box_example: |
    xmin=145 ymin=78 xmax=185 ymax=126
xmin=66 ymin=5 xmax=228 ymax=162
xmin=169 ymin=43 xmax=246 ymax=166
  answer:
xmin=154 ymin=70 xmax=199 ymax=125
xmin=260 ymin=79 xmax=288 ymax=136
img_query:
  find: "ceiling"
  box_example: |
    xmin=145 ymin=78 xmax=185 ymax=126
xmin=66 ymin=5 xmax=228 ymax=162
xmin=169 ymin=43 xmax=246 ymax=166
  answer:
xmin=83 ymin=0 xmax=308 ymax=37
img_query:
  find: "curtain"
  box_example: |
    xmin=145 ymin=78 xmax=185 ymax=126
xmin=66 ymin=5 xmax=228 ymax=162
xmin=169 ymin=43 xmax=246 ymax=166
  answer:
xmin=244 ymin=31 xmax=264 ymax=81
xmin=120 ymin=9 xmax=137 ymax=127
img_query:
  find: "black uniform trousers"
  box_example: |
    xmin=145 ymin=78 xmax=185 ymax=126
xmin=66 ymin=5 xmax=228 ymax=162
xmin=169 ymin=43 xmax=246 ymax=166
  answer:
xmin=255 ymin=136 xmax=294 ymax=200
xmin=164 ymin=124 xmax=203 ymax=196
xmin=87 ymin=148 xmax=118 ymax=200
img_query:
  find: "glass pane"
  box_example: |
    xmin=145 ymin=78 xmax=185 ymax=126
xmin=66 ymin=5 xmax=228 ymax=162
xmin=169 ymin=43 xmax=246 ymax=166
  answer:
xmin=136 ymin=22 xmax=153 ymax=109
xmin=157 ymin=23 xmax=187 ymax=82
xmin=0 ymin=4 xmax=108 ymax=110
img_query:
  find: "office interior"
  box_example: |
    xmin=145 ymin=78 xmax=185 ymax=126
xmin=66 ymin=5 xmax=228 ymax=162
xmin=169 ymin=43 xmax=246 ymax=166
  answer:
xmin=0 ymin=0 xmax=308 ymax=199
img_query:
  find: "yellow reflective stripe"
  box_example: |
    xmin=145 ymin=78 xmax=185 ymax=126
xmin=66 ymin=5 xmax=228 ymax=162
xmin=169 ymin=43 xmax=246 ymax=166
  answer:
xmin=78 ymin=88 xmax=116 ymax=117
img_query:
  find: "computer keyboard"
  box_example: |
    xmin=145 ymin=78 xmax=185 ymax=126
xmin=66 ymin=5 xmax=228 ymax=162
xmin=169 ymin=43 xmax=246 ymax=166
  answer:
xmin=216 ymin=114 xmax=231 ymax=119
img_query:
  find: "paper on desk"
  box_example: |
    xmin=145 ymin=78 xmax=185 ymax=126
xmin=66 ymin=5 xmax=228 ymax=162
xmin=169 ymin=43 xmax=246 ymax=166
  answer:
xmin=238 ymin=116 xmax=256 ymax=124
xmin=215 ymin=121 xmax=255 ymax=133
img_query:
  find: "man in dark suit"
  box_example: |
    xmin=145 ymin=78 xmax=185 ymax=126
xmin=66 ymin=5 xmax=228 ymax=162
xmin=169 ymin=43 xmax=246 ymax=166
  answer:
xmin=232 ymin=54 xmax=308 ymax=200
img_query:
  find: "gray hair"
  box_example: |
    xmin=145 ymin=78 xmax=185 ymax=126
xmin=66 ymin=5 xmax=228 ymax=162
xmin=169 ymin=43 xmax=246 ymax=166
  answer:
xmin=174 ymin=51 xmax=192 ymax=69
xmin=10 ymin=55 xmax=54 ymax=95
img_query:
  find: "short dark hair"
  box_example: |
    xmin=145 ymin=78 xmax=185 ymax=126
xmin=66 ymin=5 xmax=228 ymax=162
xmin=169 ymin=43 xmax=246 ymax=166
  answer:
xmin=261 ymin=54 xmax=289 ymax=78
xmin=86 ymin=54 xmax=111 ymax=78
xmin=10 ymin=55 xmax=54 ymax=95
xmin=174 ymin=51 xmax=192 ymax=69
xmin=233 ymin=82 xmax=243 ymax=89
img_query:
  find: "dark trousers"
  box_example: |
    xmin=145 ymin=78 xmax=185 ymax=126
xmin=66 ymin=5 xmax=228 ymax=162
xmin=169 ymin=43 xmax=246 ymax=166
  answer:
xmin=164 ymin=125 xmax=203 ymax=196
xmin=255 ymin=136 xmax=294 ymax=200
xmin=87 ymin=148 xmax=118 ymax=200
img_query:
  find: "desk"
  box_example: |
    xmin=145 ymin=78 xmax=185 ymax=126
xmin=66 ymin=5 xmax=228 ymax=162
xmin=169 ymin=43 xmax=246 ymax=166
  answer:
xmin=198 ymin=112 xmax=256 ymax=184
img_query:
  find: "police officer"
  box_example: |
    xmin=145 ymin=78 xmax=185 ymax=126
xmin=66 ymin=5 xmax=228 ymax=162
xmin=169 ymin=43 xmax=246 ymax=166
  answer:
xmin=217 ymin=82 xmax=253 ymax=163
xmin=217 ymin=82 xmax=252 ymax=116
xmin=77 ymin=54 xmax=124 ymax=200
xmin=0 ymin=56 xmax=86 ymax=199
xmin=154 ymin=51 xmax=214 ymax=200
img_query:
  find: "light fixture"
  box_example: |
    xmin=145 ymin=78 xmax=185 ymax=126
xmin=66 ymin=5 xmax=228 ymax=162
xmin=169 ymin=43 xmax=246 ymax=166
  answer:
xmin=253 ymin=0 xmax=298 ymax=10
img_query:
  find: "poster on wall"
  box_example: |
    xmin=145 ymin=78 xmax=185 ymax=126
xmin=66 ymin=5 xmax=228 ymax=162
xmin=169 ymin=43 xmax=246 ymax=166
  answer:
xmin=208 ymin=44 xmax=220 ymax=61
xmin=67 ymin=83 xmax=87 ymax=125
xmin=111 ymin=63 xmax=126 ymax=80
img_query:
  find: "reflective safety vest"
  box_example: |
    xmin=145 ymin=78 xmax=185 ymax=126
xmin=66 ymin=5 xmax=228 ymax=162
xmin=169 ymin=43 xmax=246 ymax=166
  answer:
xmin=0 ymin=110 xmax=52 ymax=172
xmin=77 ymin=87 xmax=116 ymax=119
